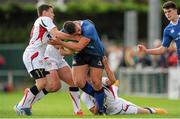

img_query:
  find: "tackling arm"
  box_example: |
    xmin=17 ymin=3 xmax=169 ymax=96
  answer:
xmin=59 ymin=46 xmax=75 ymax=56
xmin=53 ymin=37 xmax=90 ymax=52
xmin=49 ymin=27 xmax=80 ymax=41
xmin=102 ymin=56 xmax=116 ymax=86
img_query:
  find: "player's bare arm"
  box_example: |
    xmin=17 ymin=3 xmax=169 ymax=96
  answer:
xmin=52 ymin=37 xmax=90 ymax=52
xmin=137 ymin=44 xmax=167 ymax=55
xmin=49 ymin=27 xmax=81 ymax=41
xmin=58 ymin=46 xmax=75 ymax=56
xmin=102 ymin=56 xmax=116 ymax=86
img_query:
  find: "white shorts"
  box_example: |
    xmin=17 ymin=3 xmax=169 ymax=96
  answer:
xmin=106 ymin=98 xmax=138 ymax=115
xmin=23 ymin=49 xmax=47 ymax=73
xmin=44 ymin=45 xmax=69 ymax=71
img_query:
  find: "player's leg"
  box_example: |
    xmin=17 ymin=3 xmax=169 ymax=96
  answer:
xmin=143 ymin=107 xmax=168 ymax=114
xmin=72 ymin=65 xmax=97 ymax=97
xmin=89 ymin=55 xmax=105 ymax=114
xmin=14 ymin=51 xmax=49 ymax=116
xmin=89 ymin=67 xmax=105 ymax=114
xmin=15 ymin=69 xmax=48 ymax=116
xmin=57 ymin=65 xmax=83 ymax=115
xmin=31 ymin=46 xmax=64 ymax=103
xmin=31 ymin=69 xmax=61 ymax=105
xmin=30 ymin=58 xmax=62 ymax=105
xmin=115 ymin=98 xmax=167 ymax=115
xmin=81 ymin=92 xmax=97 ymax=114
xmin=72 ymin=55 xmax=96 ymax=97
xmin=45 ymin=70 xmax=61 ymax=92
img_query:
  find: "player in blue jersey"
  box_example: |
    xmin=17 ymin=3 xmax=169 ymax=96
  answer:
xmin=138 ymin=1 xmax=179 ymax=65
xmin=49 ymin=20 xmax=105 ymax=114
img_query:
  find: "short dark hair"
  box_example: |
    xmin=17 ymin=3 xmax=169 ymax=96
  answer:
xmin=162 ymin=1 xmax=177 ymax=9
xmin=37 ymin=4 xmax=53 ymax=16
xmin=63 ymin=21 xmax=76 ymax=34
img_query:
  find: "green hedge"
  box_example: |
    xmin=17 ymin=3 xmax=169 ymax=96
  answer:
xmin=1 ymin=0 xmax=171 ymax=43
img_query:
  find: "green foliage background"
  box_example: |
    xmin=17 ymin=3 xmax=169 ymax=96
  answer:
xmin=0 ymin=0 xmax=180 ymax=43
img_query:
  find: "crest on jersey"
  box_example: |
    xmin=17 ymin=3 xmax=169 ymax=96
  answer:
xmin=170 ymin=29 xmax=175 ymax=34
xmin=97 ymin=60 xmax=102 ymax=66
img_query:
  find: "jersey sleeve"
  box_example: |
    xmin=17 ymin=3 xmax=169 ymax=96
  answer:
xmin=40 ymin=17 xmax=56 ymax=32
xmin=83 ymin=23 xmax=96 ymax=41
xmin=162 ymin=28 xmax=172 ymax=48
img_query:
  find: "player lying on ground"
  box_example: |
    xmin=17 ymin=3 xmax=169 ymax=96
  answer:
xmin=81 ymin=56 xmax=168 ymax=115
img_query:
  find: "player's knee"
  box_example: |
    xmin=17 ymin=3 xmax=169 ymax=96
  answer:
xmin=75 ymin=81 xmax=85 ymax=88
xmin=49 ymin=82 xmax=61 ymax=92
xmin=91 ymin=80 xmax=102 ymax=90
xmin=36 ymin=79 xmax=47 ymax=90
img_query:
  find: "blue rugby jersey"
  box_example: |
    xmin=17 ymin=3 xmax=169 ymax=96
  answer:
xmin=162 ymin=17 xmax=180 ymax=59
xmin=79 ymin=20 xmax=105 ymax=57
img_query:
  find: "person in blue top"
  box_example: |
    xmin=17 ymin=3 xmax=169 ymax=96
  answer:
xmin=138 ymin=1 xmax=180 ymax=65
xmin=49 ymin=19 xmax=105 ymax=114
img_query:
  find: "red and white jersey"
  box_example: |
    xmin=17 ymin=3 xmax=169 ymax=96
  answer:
xmin=81 ymin=80 xmax=138 ymax=115
xmin=102 ymin=78 xmax=137 ymax=115
xmin=26 ymin=16 xmax=56 ymax=53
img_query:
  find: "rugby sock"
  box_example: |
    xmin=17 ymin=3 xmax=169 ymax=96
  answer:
xmin=17 ymin=88 xmax=36 ymax=108
xmin=69 ymin=87 xmax=81 ymax=113
xmin=94 ymin=88 xmax=105 ymax=114
xmin=144 ymin=107 xmax=155 ymax=114
xmin=81 ymin=82 xmax=95 ymax=96
xmin=30 ymin=85 xmax=39 ymax=95
xmin=31 ymin=88 xmax=49 ymax=105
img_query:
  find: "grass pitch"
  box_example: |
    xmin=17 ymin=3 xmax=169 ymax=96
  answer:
xmin=0 ymin=90 xmax=180 ymax=118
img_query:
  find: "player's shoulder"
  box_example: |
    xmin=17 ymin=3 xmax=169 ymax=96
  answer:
xmin=85 ymin=19 xmax=95 ymax=25
xmin=82 ymin=19 xmax=94 ymax=27
xmin=82 ymin=20 xmax=95 ymax=32
xmin=164 ymin=23 xmax=173 ymax=32
xmin=35 ymin=16 xmax=52 ymax=24
xmin=39 ymin=16 xmax=52 ymax=21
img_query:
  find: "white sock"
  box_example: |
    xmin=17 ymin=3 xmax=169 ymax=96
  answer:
xmin=17 ymin=88 xmax=35 ymax=108
xmin=31 ymin=90 xmax=46 ymax=105
xmin=150 ymin=108 xmax=156 ymax=114
xmin=69 ymin=90 xmax=81 ymax=113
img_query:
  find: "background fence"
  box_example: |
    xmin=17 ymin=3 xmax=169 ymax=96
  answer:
xmin=1 ymin=44 xmax=180 ymax=99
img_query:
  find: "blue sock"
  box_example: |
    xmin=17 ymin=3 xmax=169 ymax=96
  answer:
xmin=81 ymin=82 xmax=95 ymax=96
xmin=94 ymin=88 xmax=105 ymax=113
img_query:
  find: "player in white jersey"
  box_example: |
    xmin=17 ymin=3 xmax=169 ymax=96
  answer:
xmin=81 ymin=56 xmax=168 ymax=115
xmin=14 ymin=4 xmax=89 ymax=116
xmin=30 ymin=44 xmax=83 ymax=115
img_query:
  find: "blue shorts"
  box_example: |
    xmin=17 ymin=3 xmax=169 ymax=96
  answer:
xmin=72 ymin=53 xmax=104 ymax=69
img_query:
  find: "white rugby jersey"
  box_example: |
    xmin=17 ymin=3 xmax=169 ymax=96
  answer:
xmin=26 ymin=16 xmax=56 ymax=53
xmin=103 ymin=83 xmax=121 ymax=114
xmin=102 ymin=77 xmax=132 ymax=115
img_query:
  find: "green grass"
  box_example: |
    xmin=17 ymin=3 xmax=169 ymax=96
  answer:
xmin=0 ymin=90 xmax=180 ymax=118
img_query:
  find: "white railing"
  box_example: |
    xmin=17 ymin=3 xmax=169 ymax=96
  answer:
xmin=1 ymin=68 xmax=180 ymax=99
xmin=118 ymin=67 xmax=168 ymax=97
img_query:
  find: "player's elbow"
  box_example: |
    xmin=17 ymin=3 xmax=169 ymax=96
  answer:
xmin=159 ymin=46 xmax=167 ymax=54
